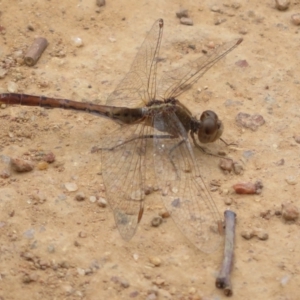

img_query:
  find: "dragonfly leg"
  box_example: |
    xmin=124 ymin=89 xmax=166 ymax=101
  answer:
xmin=91 ymin=134 xmax=175 ymax=152
xmin=220 ymin=138 xmax=238 ymax=147
xmin=167 ymin=139 xmax=185 ymax=175
xmin=190 ymin=131 xmax=233 ymax=161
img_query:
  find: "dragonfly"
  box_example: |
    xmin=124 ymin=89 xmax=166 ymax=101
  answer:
xmin=0 ymin=19 xmax=242 ymax=253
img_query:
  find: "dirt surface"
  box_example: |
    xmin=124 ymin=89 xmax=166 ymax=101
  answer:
xmin=0 ymin=1 xmax=300 ymax=299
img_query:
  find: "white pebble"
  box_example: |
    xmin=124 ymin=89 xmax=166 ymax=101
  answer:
xmin=275 ymin=0 xmax=290 ymax=11
xmin=280 ymin=275 xmax=290 ymax=286
xmin=285 ymin=176 xmax=297 ymax=185
xmin=72 ymin=37 xmax=83 ymax=47
xmin=89 ymin=195 xmax=97 ymax=203
xmin=291 ymin=13 xmax=300 ymax=26
xmin=97 ymin=197 xmax=107 ymax=207
xmin=7 ymin=81 xmax=18 ymax=93
xmin=64 ymin=182 xmax=78 ymax=192
xmin=77 ymin=268 xmax=85 ymax=276
xmin=180 ymin=17 xmax=193 ymax=26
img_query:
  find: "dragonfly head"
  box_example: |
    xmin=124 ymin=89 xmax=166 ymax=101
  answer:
xmin=198 ymin=110 xmax=224 ymax=143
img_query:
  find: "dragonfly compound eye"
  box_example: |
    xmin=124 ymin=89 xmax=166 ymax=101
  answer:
xmin=198 ymin=111 xmax=224 ymax=143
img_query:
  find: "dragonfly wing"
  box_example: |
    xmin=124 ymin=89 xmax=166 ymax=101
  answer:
xmin=157 ymin=38 xmax=242 ymax=100
xmin=99 ymin=122 xmax=153 ymax=240
xmin=152 ymin=111 xmax=222 ymax=253
xmin=106 ymin=19 xmax=164 ymax=108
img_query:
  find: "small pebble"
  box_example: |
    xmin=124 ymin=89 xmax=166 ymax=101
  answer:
xmin=75 ymin=192 xmax=85 ymax=201
xmin=210 ymin=5 xmax=222 ymax=13
xmin=219 ymin=158 xmax=233 ymax=172
xmin=241 ymin=229 xmax=268 ymax=240
xmin=77 ymin=268 xmax=85 ymax=276
xmin=89 ymin=195 xmax=97 ymax=203
xmin=63 ymin=285 xmax=74 ymax=294
xmin=159 ymin=211 xmax=170 ymax=218
xmin=47 ymin=245 xmax=55 ymax=253
xmin=233 ymin=161 xmax=244 ymax=175
xmin=31 ymin=192 xmax=47 ymax=204
xmin=294 ymin=135 xmax=300 ymax=144
xmin=10 ymin=158 xmax=34 ymax=172
xmin=129 ymin=291 xmax=139 ymax=298
xmin=207 ymin=41 xmax=215 ymax=49
xmin=149 ymin=256 xmax=162 ymax=267
xmin=119 ymin=278 xmax=130 ymax=288
xmin=176 ymin=8 xmax=189 ymax=18
xmin=291 ymin=13 xmax=300 ymax=26
xmin=282 ymin=202 xmax=299 ymax=221
xmin=59 ymin=261 xmax=70 ymax=269
xmin=239 ymin=28 xmax=248 ymax=35
xmin=224 ymin=197 xmax=232 ymax=205
xmin=260 ymin=209 xmax=272 ymax=220
xmin=151 ymin=216 xmax=163 ymax=227
xmin=275 ymin=158 xmax=285 ymax=166
xmin=257 ymin=231 xmax=269 ymax=241
xmin=275 ymin=0 xmax=290 ymax=11
xmin=241 ymin=230 xmax=255 ymax=240
xmin=235 ymin=112 xmax=265 ymax=131
xmin=37 ymin=161 xmax=48 ymax=170
xmin=234 ymin=182 xmax=255 ymax=195
xmin=0 ymin=169 xmax=11 ymax=178
xmin=144 ymin=185 xmax=154 ymax=195
xmin=188 ymin=287 xmax=196 ymax=295
xmin=43 ymin=151 xmax=55 ymax=163
xmin=97 ymin=197 xmax=107 ymax=207
xmin=96 ymin=0 xmax=105 ymax=7
xmin=154 ymin=276 xmax=165 ymax=286
xmin=214 ymin=18 xmax=226 ymax=25
xmin=22 ymin=272 xmax=39 ymax=283
xmin=285 ymin=175 xmax=297 ymax=185
xmin=27 ymin=24 xmax=34 ymax=31
xmin=64 ymin=182 xmax=78 ymax=192
xmin=235 ymin=59 xmax=249 ymax=68
xmin=74 ymin=240 xmax=81 ymax=247
xmin=180 ymin=17 xmax=193 ymax=26
xmin=146 ymin=294 xmax=157 ymax=300
xmin=72 ymin=37 xmax=83 ymax=47
xmin=21 ymin=251 xmax=35 ymax=261
xmin=7 ymin=81 xmax=18 ymax=93
xmin=78 ymin=231 xmax=87 ymax=238
xmin=84 ymin=268 xmax=93 ymax=275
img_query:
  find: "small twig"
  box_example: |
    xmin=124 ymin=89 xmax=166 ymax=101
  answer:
xmin=216 ymin=210 xmax=236 ymax=296
xmin=24 ymin=37 xmax=48 ymax=66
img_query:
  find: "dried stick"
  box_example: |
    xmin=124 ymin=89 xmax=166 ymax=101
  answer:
xmin=24 ymin=37 xmax=48 ymax=66
xmin=216 ymin=210 xmax=236 ymax=296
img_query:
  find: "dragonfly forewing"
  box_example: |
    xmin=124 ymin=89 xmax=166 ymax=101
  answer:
xmin=157 ymin=38 xmax=242 ymax=100
xmin=106 ymin=19 xmax=164 ymax=108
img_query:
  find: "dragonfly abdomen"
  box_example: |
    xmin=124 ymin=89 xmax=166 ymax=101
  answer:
xmin=0 ymin=93 xmax=145 ymax=125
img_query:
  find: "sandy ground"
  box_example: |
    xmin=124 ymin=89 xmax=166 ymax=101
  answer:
xmin=0 ymin=0 xmax=300 ymax=299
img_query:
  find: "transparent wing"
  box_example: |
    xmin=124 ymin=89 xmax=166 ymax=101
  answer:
xmin=157 ymin=38 xmax=242 ymax=100
xmin=152 ymin=111 xmax=222 ymax=253
xmin=106 ymin=19 xmax=164 ymax=108
xmin=99 ymin=122 xmax=153 ymax=240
